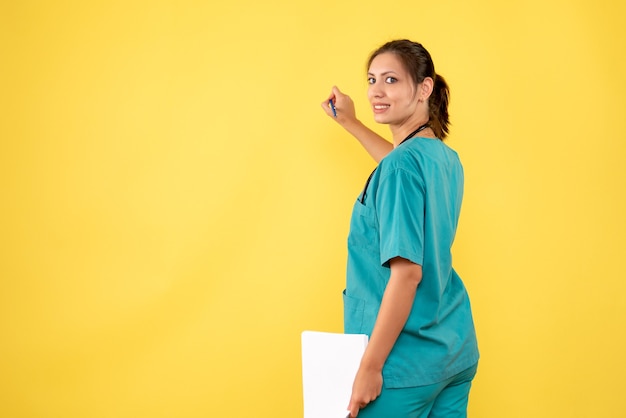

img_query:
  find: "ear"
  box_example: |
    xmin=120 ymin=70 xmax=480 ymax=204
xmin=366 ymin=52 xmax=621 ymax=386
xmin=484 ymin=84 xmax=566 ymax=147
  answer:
xmin=419 ymin=77 xmax=434 ymax=101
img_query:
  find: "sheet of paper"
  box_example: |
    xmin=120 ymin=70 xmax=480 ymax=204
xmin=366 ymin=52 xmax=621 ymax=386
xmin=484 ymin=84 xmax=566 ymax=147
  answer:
xmin=301 ymin=331 xmax=368 ymax=418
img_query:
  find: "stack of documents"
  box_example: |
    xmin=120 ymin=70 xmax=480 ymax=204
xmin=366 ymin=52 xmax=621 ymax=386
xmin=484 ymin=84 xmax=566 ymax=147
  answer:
xmin=301 ymin=331 xmax=368 ymax=418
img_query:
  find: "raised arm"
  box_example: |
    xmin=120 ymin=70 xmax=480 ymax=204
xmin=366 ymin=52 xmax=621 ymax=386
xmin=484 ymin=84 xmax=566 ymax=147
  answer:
xmin=321 ymin=86 xmax=393 ymax=163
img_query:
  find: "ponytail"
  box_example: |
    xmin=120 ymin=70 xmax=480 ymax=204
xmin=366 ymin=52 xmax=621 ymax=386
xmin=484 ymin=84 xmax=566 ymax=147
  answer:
xmin=428 ymin=73 xmax=450 ymax=140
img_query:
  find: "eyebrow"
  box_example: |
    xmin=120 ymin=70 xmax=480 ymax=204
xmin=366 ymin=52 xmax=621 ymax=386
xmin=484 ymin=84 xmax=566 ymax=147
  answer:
xmin=367 ymin=71 xmax=398 ymax=76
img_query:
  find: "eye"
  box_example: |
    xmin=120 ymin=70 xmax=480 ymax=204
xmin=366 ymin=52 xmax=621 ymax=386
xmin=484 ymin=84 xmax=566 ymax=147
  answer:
xmin=367 ymin=77 xmax=376 ymax=84
xmin=385 ymin=76 xmax=397 ymax=83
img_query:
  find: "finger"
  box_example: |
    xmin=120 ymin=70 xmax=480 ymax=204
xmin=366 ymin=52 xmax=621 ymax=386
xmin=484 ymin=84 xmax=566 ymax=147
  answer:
xmin=331 ymin=86 xmax=344 ymax=105
xmin=321 ymin=86 xmax=338 ymax=114
xmin=349 ymin=406 xmax=359 ymax=418
xmin=347 ymin=400 xmax=358 ymax=418
xmin=322 ymin=87 xmax=338 ymax=103
xmin=320 ymin=100 xmax=334 ymax=117
xmin=331 ymin=85 xmax=353 ymax=111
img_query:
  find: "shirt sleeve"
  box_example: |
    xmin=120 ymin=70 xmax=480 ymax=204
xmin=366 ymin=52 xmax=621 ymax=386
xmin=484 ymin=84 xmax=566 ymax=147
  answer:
xmin=375 ymin=167 xmax=425 ymax=268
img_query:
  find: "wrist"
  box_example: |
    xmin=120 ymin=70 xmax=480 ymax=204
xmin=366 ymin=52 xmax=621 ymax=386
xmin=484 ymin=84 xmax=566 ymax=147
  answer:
xmin=342 ymin=119 xmax=366 ymax=136
xmin=360 ymin=352 xmax=384 ymax=372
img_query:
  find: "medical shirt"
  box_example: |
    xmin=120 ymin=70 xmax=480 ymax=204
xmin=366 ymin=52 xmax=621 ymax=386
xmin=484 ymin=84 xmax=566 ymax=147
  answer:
xmin=344 ymin=136 xmax=479 ymax=388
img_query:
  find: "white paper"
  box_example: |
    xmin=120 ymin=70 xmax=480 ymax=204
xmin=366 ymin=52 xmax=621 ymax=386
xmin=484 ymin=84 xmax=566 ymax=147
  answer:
xmin=301 ymin=330 xmax=368 ymax=418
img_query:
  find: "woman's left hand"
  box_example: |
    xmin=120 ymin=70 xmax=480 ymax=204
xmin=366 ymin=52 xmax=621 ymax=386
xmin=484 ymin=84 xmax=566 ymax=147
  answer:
xmin=346 ymin=366 xmax=383 ymax=417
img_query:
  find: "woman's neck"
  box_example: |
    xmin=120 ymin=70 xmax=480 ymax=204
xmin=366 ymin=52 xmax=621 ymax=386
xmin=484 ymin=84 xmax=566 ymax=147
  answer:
xmin=391 ymin=118 xmax=433 ymax=147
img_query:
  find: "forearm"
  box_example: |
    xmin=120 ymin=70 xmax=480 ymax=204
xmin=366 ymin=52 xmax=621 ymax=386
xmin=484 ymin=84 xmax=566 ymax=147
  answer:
xmin=342 ymin=119 xmax=393 ymax=163
xmin=359 ymin=261 xmax=422 ymax=372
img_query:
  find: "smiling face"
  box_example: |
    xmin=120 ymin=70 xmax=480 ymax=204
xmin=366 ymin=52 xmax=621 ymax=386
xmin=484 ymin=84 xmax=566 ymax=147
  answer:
xmin=367 ymin=52 xmax=431 ymax=137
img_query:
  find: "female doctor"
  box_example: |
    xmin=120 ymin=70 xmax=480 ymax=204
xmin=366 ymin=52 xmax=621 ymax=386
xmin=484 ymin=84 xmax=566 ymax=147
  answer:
xmin=321 ymin=40 xmax=479 ymax=418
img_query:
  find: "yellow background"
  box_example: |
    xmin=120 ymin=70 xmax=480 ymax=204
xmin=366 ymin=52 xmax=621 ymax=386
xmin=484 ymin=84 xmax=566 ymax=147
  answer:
xmin=1 ymin=0 xmax=625 ymax=417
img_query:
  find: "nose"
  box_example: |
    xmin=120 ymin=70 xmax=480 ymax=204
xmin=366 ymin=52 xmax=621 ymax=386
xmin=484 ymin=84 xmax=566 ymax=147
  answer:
xmin=368 ymin=80 xmax=384 ymax=100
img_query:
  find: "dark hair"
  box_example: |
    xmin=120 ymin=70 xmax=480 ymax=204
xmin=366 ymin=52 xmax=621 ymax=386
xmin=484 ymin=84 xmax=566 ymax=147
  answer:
xmin=367 ymin=39 xmax=450 ymax=140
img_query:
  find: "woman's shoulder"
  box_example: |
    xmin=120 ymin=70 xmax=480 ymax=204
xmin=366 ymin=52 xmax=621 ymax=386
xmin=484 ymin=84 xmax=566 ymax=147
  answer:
xmin=381 ymin=137 xmax=436 ymax=165
xmin=378 ymin=143 xmax=422 ymax=178
xmin=380 ymin=138 xmax=460 ymax=175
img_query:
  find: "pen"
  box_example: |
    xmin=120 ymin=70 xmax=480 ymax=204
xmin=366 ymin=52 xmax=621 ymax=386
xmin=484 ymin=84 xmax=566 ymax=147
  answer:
xmin=329 ymin=99 xmax=337 ymax=117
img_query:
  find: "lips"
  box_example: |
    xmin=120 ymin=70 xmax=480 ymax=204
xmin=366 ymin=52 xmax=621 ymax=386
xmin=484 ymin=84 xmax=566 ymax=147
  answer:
xmin=372 ymin=103 xmax=390 ymax=113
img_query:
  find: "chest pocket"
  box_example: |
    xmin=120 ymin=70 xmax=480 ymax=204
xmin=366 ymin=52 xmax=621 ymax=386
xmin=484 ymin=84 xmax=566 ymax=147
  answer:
xmin=347 ymin=200 xmax=379 ymax=250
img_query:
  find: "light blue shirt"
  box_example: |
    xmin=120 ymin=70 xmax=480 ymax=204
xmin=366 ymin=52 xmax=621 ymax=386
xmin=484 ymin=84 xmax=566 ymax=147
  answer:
xmin=344 ymin=136 xmax=479 ymax=388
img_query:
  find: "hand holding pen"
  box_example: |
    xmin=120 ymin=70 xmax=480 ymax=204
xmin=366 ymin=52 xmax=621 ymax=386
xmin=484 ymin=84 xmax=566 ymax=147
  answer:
xmin=329 ymin=98 xmax=337 ymax=117
xmin=321 ymin=85 xmax=393 ymax=162
xmin=321 ymin=86 xmax=357 ymax=125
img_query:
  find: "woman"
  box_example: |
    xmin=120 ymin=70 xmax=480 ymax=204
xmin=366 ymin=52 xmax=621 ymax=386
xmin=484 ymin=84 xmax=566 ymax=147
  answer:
xmin=321 ymin=40 xmax=479 ymax=418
